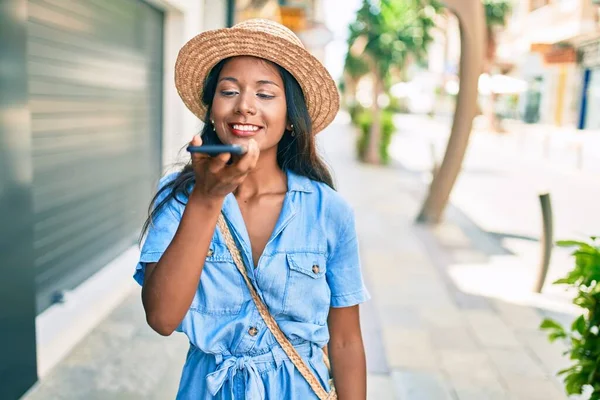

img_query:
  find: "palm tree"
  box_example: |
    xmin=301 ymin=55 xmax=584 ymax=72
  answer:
xmin=341 ymin=51 xmax=369 ymax=110
xmin=482 ymin=0 xmax=512 ymax=132
xmin=346 ymin=0 xmax=440 ymax=164
xmin=416 ymin=0 xmax=486 ymax=224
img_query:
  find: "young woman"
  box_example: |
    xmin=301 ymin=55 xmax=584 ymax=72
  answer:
xmin=135 ymin=19 xmax=370 ymax=400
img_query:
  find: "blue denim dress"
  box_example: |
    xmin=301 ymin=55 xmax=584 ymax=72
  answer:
xmin=134 ymin=170 xmax=370 ymax=399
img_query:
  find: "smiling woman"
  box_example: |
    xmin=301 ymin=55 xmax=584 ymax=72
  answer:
xmin=211 ymin=57 xmax=288 ymax=145
xmin=135 ymin=19 xmax=370 ymax=400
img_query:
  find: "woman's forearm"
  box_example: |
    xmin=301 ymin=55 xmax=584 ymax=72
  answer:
xmin=329 ymin=338 xmax=367 ymax=399
xmin=142 ymin=191 xmax=223 ymax=335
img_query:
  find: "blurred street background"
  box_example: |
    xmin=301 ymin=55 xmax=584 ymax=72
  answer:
xmin=2 ymin=0 xmax=600 ymax=399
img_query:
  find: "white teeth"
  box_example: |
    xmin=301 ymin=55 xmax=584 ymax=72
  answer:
xmin=233 ymin=124 xmax=259 ymax=132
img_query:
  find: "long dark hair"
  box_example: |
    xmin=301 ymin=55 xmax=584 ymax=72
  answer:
xmin=140 ymin=57 xmax=335 ymax=241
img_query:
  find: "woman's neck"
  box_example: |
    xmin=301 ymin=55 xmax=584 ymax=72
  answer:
xmin=234 ymin=148 xmax=286 ymax=199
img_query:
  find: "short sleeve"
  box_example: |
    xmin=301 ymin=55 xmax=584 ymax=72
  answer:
xmin=133 ymin=173 xmax=184 ymax=286
xmin=326 ymin=210 xmax=371 ymax=308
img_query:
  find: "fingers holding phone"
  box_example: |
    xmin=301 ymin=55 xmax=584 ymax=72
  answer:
xmin=232 ymin=138 xmax=259 ymax=176
xmin=187 ymin=136 xmax=260 ymax=199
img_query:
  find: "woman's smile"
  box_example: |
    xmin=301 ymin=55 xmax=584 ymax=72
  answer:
xmin=228 ymin=122 xmax=264 ymax=137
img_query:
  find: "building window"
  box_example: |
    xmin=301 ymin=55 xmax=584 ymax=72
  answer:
xmin=530 ymin=0 xmax=550 ymax=11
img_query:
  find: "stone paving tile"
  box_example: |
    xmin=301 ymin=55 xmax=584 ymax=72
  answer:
xmin=449 ymin=249 xmax=491 ymax=264
xmin=430 ymin=326 xmax=480 ymax=352
xmin=432 ymin=224 xmax=472 ymax=248
xmin=382 ymin=327 xmax=438 ymax=370
xmin=452 ymin=290 xmax=494 ymax=311
xmin=420 ymin=307 xmax=465 ymax=329
xmin=492 ymin=300 xmax=546 ymax=331
xmin=22 ymin=290 xmax=189 ymax=400
xmin=361 ymin=275 xmax=391 ymax=375
xmin=367 ymin=373 xmax=396 ymax=400
xmin=391 ymin=369 xmax=456 ymax=400
xmin=452 ymin=386 xmax=511 ymax=400
xmin=375 ymin=287 xmax=453 ymax=309
xmin=377 ymin=305 xmax=425 ymax=329
xmin=486 ymin=348 xmax=550 ymax=380
xmin=514 ymin=330 xmax=570 ymax=387
xmin=438 ymin=350 xmax=505 ymax=389
xmin=464 ymin=310 xmax=522 ymax=349
xmin=502 ymin=376 xmax=568 ymax=400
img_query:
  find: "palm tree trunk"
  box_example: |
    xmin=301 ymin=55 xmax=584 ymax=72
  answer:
xmin=343 ymin=72 xmax=357 ymax=108
xmin=485 ymin=25 xmax=504 ymax=133
xmin=365 ymin=74 xmax=383 ymax=164
xmin=416 ymin=0 xmax=485 ymax=224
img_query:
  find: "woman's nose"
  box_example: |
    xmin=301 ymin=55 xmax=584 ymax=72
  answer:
xmin=235 ymin=92 xmax=257 ymax=116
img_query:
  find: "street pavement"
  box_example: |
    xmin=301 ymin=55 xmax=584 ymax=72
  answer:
xmin=389 ymin=114 xmax=600 ymax=309
xmin=22 ymin=114 xmax=582 ymax=399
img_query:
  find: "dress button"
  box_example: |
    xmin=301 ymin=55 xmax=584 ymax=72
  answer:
xmin=207 ymin=249 xmax=214 ymax=257
xmin=312 ymin=265 xmax=320 ymax=274
xmin=248 ymin=327 xmax=259 ymax=337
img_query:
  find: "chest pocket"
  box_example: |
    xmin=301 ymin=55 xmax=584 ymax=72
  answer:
xmin=192 ymin=242 xmax=245 ymax=315
xmin=283 ymin=252 xmax=330 ymax=324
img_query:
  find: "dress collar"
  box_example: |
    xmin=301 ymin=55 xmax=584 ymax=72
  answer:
xmin=286 ymin=169 xmax=313 ymax=193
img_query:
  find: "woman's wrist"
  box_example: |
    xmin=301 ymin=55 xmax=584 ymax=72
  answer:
xmin=188 ymin=188 xmax=225 ymax=210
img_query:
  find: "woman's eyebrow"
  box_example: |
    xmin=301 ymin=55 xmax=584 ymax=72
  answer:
xmin=218 ymin=76 xmax=238 ymax=83
xmin=257 ymin=80 xmax=280 ymax=88
xmin=218 ymin=77 xmax=280 ymax=88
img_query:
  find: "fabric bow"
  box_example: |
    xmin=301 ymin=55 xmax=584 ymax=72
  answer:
xmin=206 ymin=355 xmax=266 ymax=400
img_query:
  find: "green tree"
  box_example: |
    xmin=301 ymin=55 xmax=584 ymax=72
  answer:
xmin=341 ymin=51 xmax=369 ymax=112
xmin=345 ymin=0 xmax=440 ymax=164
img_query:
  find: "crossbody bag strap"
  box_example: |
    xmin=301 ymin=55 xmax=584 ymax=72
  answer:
xmin=216 ymin=214 xmax=336 ymax=400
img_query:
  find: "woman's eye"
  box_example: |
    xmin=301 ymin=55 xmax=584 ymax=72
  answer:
xmin=257 ymin=93 xmax=275 ymax=99
xmin=221 ymin=90 xmax=238 ymax=97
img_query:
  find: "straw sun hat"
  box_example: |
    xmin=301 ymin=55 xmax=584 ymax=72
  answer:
xmin=174 ymin=18 xmax=340 ymax=134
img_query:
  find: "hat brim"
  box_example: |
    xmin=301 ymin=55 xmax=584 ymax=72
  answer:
xmin=174 ymin=28 xmax=340 ymax=134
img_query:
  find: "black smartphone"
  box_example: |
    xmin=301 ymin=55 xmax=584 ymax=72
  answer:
xmin=186 ymin=144 xmax=246 ymax=156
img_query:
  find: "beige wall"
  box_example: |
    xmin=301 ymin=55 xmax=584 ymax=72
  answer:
xmin=146 ymin=0 xmax=229 ymax=172
xmin=498 ymin=0 xmax=597 ymax=63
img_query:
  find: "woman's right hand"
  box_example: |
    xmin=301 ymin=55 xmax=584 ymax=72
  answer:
xmin=188 ymin=135 xmax=260 ymax=201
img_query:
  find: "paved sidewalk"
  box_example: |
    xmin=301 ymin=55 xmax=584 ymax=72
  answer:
xmin=23 ymin=115 xmax=578 ymax=399
xmin=389 ymin=113 xmax=600 ymax=309
xmin=321 ymin=114 xmax=576 ymax=400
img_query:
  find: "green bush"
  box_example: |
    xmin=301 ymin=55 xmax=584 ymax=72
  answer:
xmin=540 ymin=237 xmax=600 ymax=399
xmin=348 ymin=104 xmax=363 ymax=126
xmin=387 ymin=96 xmax=409 ymax=114
xmin=354 ymin=107 xmax=396 ymax=164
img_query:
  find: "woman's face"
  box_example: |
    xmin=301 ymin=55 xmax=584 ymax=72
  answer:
xmin=211 ymin=56 xmax=289 ymax=152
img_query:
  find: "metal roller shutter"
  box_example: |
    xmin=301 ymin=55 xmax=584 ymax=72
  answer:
xmin=27 ymin=0 xmax=164 ymax=313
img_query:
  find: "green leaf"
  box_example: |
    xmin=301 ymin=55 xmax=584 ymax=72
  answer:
xmin=572 ymin=316 xmax=587 ymax=335
xmin=549 ymin=331 xmax=568 ymax=342
xmin=540 ymin=318 xmax=565 ymax=332
xmin=564 ymin=372 xmax=586 ymax=395
xmin=557 ymin=365 xmax=579 ymax=376
xmin=554 ymin=277 xmax=578 ymax=285
xmin=557 ymin=240 xmax=594 ymax=249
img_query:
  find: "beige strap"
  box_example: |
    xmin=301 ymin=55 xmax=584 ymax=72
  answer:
xmin=217 ymin=214 xmax=337 ymax=400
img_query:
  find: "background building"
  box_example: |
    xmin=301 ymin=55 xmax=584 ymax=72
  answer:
xmin=233 ymin=0 xmax=332 ymax=62
xmin=1 ymin=1 xmax=230 ymax=398
xmin=497 ymin=0 xmax=600 ymax=129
